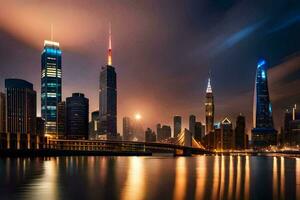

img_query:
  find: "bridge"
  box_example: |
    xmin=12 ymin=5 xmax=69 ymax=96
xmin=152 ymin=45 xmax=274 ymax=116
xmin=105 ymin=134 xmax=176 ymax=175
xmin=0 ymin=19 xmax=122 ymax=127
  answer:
xmin=47 ymin=129 xmax=210 ymax=156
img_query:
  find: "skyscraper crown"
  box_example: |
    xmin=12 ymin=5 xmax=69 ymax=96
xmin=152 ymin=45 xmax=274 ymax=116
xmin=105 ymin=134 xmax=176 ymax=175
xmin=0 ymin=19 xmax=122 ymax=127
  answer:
xmin=206 ymin=78 xmax=212 ymax=93
xmin=257 ymin=59 xmax=266 ymax=68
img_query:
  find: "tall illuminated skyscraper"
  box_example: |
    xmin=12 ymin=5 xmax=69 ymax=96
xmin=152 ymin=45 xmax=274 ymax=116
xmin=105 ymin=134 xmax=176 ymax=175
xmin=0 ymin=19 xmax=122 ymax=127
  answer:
xmin=205 ymin=77 xmax=214 ymax=134
xmin=252 ymin=59 xmax=277 ymax=147
xmin=41 ymin=40 xmax=62 ymax=137
xmin=99 ymin=24 xmax=117 ymax=139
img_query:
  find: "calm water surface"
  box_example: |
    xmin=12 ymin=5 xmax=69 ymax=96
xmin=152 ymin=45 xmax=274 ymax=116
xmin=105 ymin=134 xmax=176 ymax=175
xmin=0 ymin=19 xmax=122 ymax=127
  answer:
xmin=0 ymin=155 xmax=299 ymax=200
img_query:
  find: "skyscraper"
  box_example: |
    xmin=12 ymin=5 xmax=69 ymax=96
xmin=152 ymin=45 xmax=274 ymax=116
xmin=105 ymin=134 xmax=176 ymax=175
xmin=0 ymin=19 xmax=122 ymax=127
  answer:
xmin=194 ymin=121 xmax=203 ymax=141
xmin=235 ymin=114 xmax=247 ymax=149
xmin=66 ymin=93 xmax=89 ymax=139
xmin=0 ymin=92 xmax=5 ymax=133
xmin=41 ymin=40 xmax=62 ymax=137
xmin=5 ymin=79 xmax=36 ymax=135
xmin=252 ymin=59 xmax=277 ymax=147
xmin=205 ymin=77 xmax=214 ymax=134
xmin=57 ymin=101 xmax=66 ymax=138
xmin=221 ymin=117 xmax=234 ymax=150
xmin=157 ymin=124 xmax=171 ymax=142
xmin=99 ymin=25 xmax=117 ymax=140
xmin=173 ymin=115 xmax=182 ymax=137
xmin=145 ymin=128 xmax=156 ymax=142
xmin=189 ymin=115 xmax=196 ymax=136
xmin=123 ymin=116 xmax=132 ymax=141
xmin=283 ymin=104 xmax=300 ymax=146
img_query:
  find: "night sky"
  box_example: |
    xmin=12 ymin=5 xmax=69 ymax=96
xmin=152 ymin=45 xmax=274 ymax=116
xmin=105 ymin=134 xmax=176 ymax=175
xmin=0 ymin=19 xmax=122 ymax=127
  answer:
xmin=1 ymin=0 xmax=300 ymax=134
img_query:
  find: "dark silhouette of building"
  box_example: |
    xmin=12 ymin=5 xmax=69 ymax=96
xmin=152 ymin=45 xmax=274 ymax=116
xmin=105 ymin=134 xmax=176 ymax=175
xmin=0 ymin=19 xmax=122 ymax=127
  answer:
xmin=157 ymin=124 xmax=171 ymax=142
xmin=66 ymin=93 xmax=89 ymax=139
xmin=173 ymin=115 xmax=182 ymax=137
xmin=0 ymin=92 xmax=5 ymax=133
xmin=283 ymin=104 xmax=300 ymax=146
xmin=189 ymin=115 xmax=196 ymax=137
xmin=145 ymin=128 xmax=156 ymax=142
xmin=89 ymin=110 xmax=99 ymax=139
xmin=123 ymin=116 xmax=133 ymax=141
xmin=5 ymin=79 xmax=36 ymax=135
xmin=36 ymin=117 xmax=45 ymax=136
xmin=252 ymin=59 xmax=277 ymax=147
xmin=235 ymin=114 xmax=248 ymax=149
xmin=194 ymin=121 xmax=203 ymax=141
xmin=220 ymin=118 xmax=234 ymax=150
xmin=99 ymin=26 xmax=117 ymax=139
xmin=57 ymin=101 xmax=66 ymax=138
xmin=41 ymin=40 xmax=62 ymax=137
xmin=205 ymin=77 xmax=214 ymax=134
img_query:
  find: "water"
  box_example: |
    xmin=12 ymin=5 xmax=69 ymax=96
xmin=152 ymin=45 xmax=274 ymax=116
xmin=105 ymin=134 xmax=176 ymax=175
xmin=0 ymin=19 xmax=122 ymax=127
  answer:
xmin=0 ymin=155 xmax=299 ymax=200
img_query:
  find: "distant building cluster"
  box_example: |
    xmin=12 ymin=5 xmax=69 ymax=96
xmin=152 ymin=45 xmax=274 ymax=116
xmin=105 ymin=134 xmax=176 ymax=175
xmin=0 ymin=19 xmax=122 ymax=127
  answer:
xmin=0 ymin=27 xmax=299 ymax=151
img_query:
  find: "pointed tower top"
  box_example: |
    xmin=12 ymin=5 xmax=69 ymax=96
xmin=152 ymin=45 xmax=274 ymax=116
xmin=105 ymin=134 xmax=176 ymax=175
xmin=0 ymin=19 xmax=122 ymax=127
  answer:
xmin=107 ymin=22 xmax=112 ymax=66
xmin=206 ymin=77 xmax=212 ymax=93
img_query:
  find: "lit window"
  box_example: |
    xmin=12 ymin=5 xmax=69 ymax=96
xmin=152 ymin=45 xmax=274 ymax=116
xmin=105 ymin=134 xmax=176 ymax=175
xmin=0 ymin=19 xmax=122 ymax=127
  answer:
xmin=47 ymin=93 xmax=57 ymax=97
xmin=47 ymin=83 xmax=57 ymax=87
xmin=47 ymin=106 xmax=56 ymax=110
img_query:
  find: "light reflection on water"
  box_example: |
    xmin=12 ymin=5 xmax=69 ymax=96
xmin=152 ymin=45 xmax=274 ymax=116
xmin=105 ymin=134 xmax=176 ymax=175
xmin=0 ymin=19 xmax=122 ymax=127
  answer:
xmin=0 ymin=155 xmax=299 ymax=200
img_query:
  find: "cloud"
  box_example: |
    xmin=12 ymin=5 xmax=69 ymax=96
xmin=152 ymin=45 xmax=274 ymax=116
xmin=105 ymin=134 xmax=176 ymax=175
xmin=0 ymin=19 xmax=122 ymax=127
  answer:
xmin=213 ymin=18 xmax=268 ymax=54
xmin=268 ymin=13 xmax=300 ymax=34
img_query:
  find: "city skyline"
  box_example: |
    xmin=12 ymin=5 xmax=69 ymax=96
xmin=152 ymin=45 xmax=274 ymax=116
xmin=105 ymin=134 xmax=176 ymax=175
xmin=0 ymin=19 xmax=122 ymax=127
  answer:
xmin=1 ymin=1 xmax=300 ymax=134
xmin=0 ymin=2 xmax=300 ymax=199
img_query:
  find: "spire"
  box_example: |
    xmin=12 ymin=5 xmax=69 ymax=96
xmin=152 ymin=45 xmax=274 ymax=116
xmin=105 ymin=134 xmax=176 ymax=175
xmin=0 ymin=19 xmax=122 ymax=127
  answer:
xmin=108 ymin=22 xmax=112 ymax=66
xmin=206 ymin=75 xmax=212 ymax=93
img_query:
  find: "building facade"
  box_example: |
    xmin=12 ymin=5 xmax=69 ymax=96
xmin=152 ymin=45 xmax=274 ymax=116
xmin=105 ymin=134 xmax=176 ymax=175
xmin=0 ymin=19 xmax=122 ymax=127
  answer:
xmin=0 ymin=92 xmax=5 ymax=133
xmin=205 ymin=77 xmax=214 ymax=134
xmin=145 ymin=128 xmax=156 ymax=142
xmin=5 ymin=79 xmax=36 ymax=136
xmin=194 ymin=121 xmax=203 ymax=141
xmin=41 ymin=40 xmax=62 ymax=137
xmin=221 ymin=118 xmax=234 ymax=150
xmin=189 ymin=115 xmax=196 ymax=137
xmin=235 ymin=114 xmax=248 ymax=149
xmin=157 ymin=124 xmax=171 ymax=142
xmin=283 ymin=104 xmax=300 ymax=146
xmin=57 ymin=101 xmax=66 ymax=138
xmin=99 ymin=26 xmax=117 ymax=139
xmin=123 ymin=116 xmax=133 ymax=141
xmin=89 ymin=110 xmax=99 ymax=139
xmin=252 ymin=59 xmax=277 ymax=147
xmin=173 ymin=115 xmax=182 ymax=137
xmin=36 ymin=117 xmax=45 ymax=136
xmin=66 ymin=93 xmax=89 ymax=139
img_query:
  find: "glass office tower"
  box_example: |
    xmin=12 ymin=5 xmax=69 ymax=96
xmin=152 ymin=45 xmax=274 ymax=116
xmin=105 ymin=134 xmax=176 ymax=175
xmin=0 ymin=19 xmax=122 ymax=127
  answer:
xmin=41 ymin=40 xmax=62 ymax=137
xmin=252 ymin=59 xmax=277 ymax=147
xmin=99 ymin=25 xmax=117 ymax=140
